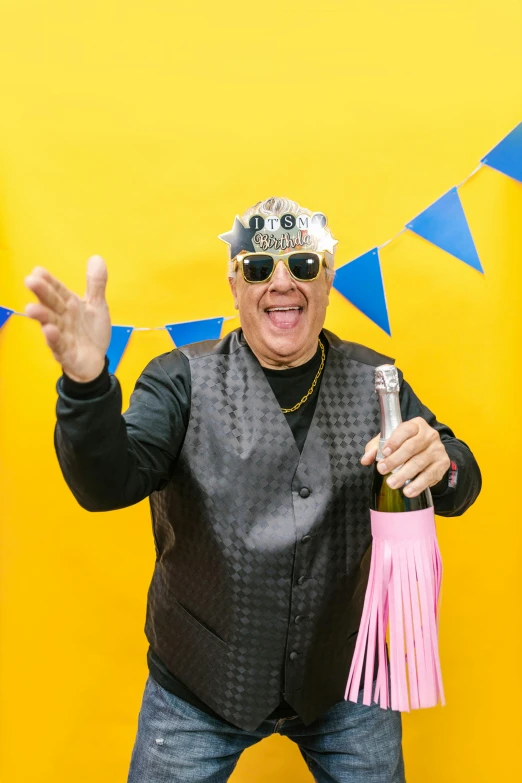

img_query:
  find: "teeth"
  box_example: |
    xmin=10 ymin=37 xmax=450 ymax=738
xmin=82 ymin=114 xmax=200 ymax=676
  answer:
xmin=267 ymin=307 xmax=301 ymax=311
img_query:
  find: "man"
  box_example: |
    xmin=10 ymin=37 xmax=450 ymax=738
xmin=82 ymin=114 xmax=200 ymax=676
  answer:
xmin=24 ymin=196 xmax=481 ymax=782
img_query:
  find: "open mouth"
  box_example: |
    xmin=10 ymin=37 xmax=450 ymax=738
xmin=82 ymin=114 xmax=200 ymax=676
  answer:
xmin=265 ymin=306 xmax=303 ymax=330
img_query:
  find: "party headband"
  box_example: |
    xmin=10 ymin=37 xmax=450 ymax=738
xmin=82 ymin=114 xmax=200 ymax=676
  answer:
xmin=219 ymin=210 xmax=338 ymax=258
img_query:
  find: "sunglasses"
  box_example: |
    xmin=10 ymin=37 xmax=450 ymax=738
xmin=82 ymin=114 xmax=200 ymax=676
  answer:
xmin=233 ymin=251 xmax=328 ymax=284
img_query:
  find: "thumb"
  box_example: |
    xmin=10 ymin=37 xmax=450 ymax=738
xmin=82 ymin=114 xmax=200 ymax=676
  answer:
xmin=361 ymin=434 xmax=380 ymax=465
xmin=85 ymin=254 xmax=108 ymax=304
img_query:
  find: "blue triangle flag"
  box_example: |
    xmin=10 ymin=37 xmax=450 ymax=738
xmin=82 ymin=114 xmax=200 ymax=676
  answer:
xmin=482 ymin=122 xmax=522 ymax=184
xmin=107 ymin=325 xmax=133 ymax=374
xmin=166 ymin=317 xmax=224 ymax=348
xmin=333 ymin=249 xmax=391 ymax=335
xmin=0 ymin=306 xmax=13 ymax=330
xmin=407 ymin=187 xmax=483 ymax=273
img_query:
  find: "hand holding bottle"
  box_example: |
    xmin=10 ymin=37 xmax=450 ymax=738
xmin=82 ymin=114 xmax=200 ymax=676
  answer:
xmin=24 ymin=255 xmax=112 ymax=383
xmin=370 ymin=417 xmax=450 ymax=499
xmin=361 ymin=420 xmax=450 ymax=501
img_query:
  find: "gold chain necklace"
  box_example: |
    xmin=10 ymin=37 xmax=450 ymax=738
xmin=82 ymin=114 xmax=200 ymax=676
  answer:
xmin=281 ymin=338 xmax=326 ymax=414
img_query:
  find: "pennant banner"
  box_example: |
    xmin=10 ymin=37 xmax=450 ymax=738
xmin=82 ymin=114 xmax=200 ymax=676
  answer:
xmin=333 ymin=249 xmax=391 ymax=336
xmin=166 ymin=317 xmax=224 ymax=348
xmin=1 ymin=123 xmax=520 ymax=347
xmin=407 ymin=187 xmax=483 ymax=273
xmin=107 ymin=325 xmax=133 ymax=374
xmin=482 ymin=122 xmax=522 ymax=184
xmin=0 ymin=307 xmax=14 ymax=331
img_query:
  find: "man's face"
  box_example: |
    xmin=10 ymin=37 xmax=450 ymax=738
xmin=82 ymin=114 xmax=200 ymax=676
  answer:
xmin=229 ymin=258 xmax=333 ymax=368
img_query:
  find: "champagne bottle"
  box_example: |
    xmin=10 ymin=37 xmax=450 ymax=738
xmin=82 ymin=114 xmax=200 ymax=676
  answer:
xmin=370 ymin=364 xmax=433 ymax=513
xmin=346 ymin=364 xmax=444 ymax=712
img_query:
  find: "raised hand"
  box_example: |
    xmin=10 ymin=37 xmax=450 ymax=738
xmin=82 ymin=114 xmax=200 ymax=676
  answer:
xmin=24 ymin=255 xmax=112 ymax=383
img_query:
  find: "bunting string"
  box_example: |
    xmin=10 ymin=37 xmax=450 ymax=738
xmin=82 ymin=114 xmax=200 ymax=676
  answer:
xmin=2 ymin=122 xmax=522 ymax=368
xmin=1 ymin=310 xmax=237 ymax=330
xmin=332 ymin=123 xmax=522 ymax=335
xmin=375 ymin=163 xmax=484 ymax=253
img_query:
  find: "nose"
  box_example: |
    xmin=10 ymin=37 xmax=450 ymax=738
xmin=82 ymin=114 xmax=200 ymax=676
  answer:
xmin=268 ymin=259 xmax=295 ymax=293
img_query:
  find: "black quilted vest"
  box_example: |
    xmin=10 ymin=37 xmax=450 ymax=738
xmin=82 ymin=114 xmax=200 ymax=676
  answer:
xmin=145 ymin=328 xmax=394 ymax=731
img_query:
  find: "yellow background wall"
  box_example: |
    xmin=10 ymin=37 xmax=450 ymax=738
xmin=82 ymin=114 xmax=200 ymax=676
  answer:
xmin=1 ymin=2 xmax=521 ymax=780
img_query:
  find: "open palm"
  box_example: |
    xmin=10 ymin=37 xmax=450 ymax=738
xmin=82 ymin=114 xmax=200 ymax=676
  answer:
xmin=24 ymin=255 xmax=112 ymax=383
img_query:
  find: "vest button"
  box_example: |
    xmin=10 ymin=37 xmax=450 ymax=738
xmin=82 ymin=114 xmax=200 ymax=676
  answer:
xmin=294 ymin=615 xmax=305 ymax=624
xmin=289 ymin=651 xmax=299 ymax=661
xmin=299 ymin=487 xmax=310 ymax=498
xmin=297 ymin=576 xmax=306 ymax=585
xmin=301 ymin=535 xmax=312 ymax=544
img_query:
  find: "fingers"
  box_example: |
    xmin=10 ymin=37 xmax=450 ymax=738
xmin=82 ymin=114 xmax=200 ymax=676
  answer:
xmin=392 ymin=462 xmax=447 ymax=498
xmin=380 ymin=435 xmax=427 ymax=478
xmin=380 ymin=418 xmax=433 ymax=468
xmin=24 ymin=301 xmax=62 ymax=329
xmin=24 ymin=267 xmax=70 ymax=316
xmin=378 ymin=451 xmax=432 ymax=489
xmin=381 ymin=419 xmax=421 ymax=457
xmin=24 ymin=268 xmax=75 ymax=359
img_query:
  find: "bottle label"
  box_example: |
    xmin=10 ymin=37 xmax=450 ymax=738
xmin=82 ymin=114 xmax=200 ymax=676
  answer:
xmin=370 ymin=507 xmax=436 ymax=542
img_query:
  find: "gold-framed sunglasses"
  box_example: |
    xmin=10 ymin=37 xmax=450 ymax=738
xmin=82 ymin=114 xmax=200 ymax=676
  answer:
xmin=234 ymin=250 xmax=328 ymax=284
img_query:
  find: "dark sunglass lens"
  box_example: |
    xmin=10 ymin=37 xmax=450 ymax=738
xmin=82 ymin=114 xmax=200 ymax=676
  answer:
xmin=289 ymin=253 xmax=320 ymax=280
xmin=242 ymin=255 xmax=274 ymax=282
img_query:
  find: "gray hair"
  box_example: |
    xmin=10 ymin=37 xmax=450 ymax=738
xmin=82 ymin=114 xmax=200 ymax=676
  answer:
xmin=227 ymin=196 xmax=336 ymax=281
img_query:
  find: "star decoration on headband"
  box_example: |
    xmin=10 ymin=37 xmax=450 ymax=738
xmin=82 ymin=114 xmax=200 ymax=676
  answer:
xmin=218 ymin=216 xmax=257 ymax=258
xmin=317 ymin=233 xmax=338 ymax=254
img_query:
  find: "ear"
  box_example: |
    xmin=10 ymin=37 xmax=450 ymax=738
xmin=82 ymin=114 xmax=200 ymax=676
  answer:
xmin=324 ymin=253 xmax=335 ymax=299
xmin=325 ymin=270 xmax=334 ymax=302
xmin=228 ymin=276 xmax=239 ymax=310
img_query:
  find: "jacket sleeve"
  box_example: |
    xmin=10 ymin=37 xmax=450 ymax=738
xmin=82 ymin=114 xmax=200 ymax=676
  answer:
xmin=398 ymin=373 xmax=482 ymax=517
xmin=54 ymin=350 xmax=191 ymax=512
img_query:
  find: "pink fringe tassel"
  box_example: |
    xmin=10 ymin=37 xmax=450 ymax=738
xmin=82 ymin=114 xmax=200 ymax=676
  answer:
xmin=345 ymin=507 xmax=445 ymax=711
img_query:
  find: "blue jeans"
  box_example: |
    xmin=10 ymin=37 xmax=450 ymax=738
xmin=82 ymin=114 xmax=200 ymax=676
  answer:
xmin=127 ymin=675 xmax=405 ymax=782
